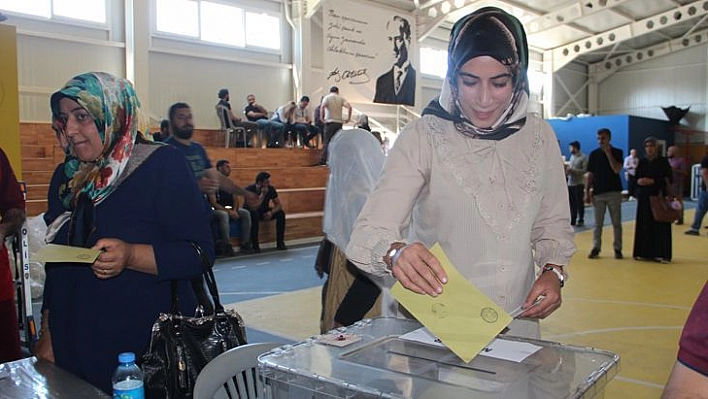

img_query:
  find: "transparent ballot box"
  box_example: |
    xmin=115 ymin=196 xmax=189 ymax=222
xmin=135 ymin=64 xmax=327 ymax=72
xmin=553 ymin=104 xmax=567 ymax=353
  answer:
xmin=258 ymin=317 xmax=619 ymax=399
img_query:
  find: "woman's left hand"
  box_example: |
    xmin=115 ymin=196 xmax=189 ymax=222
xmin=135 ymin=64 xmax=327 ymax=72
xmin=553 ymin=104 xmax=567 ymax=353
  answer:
xmin=90 ymin=238 xmax=134 ymax=279
xmin=519 ymin=272 xmax=562 ymax=319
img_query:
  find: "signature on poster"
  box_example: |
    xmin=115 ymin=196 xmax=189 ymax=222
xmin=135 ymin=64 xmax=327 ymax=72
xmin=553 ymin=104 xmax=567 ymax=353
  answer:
xmin=327 ymin=67 xmax=370 ymax=84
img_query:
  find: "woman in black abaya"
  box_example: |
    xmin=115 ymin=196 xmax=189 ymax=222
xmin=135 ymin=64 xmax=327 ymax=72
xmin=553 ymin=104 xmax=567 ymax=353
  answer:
xmin=633 ymin=136 xmax=673 ymax=263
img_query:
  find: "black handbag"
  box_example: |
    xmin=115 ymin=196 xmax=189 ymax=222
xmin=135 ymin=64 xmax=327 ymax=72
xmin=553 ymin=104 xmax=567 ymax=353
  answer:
xmin=139 ymin=242 xmax=247 ymax=398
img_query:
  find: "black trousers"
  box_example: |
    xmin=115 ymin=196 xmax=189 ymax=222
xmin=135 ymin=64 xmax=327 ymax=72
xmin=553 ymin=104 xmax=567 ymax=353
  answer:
xmin=250 ymin=209 xmax=286 ymax=245
xmin=320 ymin=122 xmax=342 ymax=164
xmin=627 ymin=174 xmax=637 ymax=198
xmin=568 ymin=184 xmax=585 ymax=224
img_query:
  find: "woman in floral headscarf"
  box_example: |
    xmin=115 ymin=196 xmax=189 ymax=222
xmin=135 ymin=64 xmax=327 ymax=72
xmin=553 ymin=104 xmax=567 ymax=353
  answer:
xmin=347 ymin=7 xmax=576 ymax=339
xmin=35 ymin=72 xmax=213 ymax=393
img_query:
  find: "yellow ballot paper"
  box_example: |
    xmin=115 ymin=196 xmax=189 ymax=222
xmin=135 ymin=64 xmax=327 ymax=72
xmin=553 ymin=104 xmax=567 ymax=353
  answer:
xmin=32 ymin=244 xmax=101 ymax=264
xmin=391 ymin=243 xmax=512 ymax=363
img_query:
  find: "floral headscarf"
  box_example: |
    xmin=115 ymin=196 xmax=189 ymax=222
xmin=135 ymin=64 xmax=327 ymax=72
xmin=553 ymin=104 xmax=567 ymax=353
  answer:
xmin=50 ymin=72 xmax=147 ymax=209
xmin=422 ymin=7 xmax=529 ymax=141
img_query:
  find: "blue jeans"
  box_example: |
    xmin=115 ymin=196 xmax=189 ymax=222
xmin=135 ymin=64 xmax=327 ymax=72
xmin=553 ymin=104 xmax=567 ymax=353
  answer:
xmin=690 ymin=190 xmax=708 ymax=231
xmin=592 ymin=191 xmax=623 ymax=252
xmin=255 ymin=119 xmax=285 ymax=147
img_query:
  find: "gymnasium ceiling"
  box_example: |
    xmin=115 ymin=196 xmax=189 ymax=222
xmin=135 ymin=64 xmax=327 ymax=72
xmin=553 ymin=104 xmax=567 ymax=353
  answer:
xmin=367 ymin=0 xmax=708 ymax=76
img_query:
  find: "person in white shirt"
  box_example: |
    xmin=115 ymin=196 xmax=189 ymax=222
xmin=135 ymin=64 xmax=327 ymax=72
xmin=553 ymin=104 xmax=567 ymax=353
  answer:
xmin=319 ymin=86 xmax=351 ymax=165
xmin=623 ymin=148 xmax=639 ymax=200
xmin=292 ymin=96 xmax=320 ymax=148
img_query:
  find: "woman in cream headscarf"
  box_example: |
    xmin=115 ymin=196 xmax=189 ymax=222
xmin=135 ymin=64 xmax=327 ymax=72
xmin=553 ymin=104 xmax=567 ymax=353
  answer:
xmin=319 ymin=128 xmax=387 ymax=333
xmin=35 ymin=72 xmax=213 ymax=393
xmin=347 ymin=7 xmax=575 ymax=339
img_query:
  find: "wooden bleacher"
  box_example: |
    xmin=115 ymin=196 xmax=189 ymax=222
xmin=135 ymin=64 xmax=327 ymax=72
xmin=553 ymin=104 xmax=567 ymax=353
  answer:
xmin=19 ymin=124 xmax=327 ymax=248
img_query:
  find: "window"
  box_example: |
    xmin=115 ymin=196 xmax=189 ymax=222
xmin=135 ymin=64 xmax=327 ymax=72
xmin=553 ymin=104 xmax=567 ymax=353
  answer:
xmin=156 ymin=0 xmax=198 ymax=37
xmin=245 ymin=12 xmax=279 ymax=50
xmin=201 ymin=2 xmax=244 ymax=47
xmin=0 ymin=0 xmax=105 ymax=23
xmin=155 ymin=0 xmax=280 ymax=51
xmin=419 ymin=47 xmax=447 ymax=79
xmin=54 ymin=0 xmax=105 ymax=23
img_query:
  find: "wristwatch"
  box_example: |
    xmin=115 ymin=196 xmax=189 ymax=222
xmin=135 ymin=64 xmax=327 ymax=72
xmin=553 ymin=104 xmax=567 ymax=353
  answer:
xmin=384 ymin=243 xmax=406 ymax=270
xmin=542 ymin=265 xmax=566 ymax=288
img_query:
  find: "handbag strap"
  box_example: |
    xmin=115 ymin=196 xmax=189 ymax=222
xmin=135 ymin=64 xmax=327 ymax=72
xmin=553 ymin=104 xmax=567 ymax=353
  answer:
xmin=170 ymin=242 xmax=225 ymax=314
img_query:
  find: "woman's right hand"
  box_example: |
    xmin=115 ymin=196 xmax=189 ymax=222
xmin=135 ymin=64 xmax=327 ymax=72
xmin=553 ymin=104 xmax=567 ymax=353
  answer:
xmin=389 ymin=242 xmax=447 ymax=297
xmin=34 ymin=330 xmax=55 ymax=363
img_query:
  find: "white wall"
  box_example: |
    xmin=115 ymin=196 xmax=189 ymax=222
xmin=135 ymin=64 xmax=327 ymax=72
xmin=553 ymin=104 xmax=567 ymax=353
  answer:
xmin=598 ymin=45 xmax=707 ymax=134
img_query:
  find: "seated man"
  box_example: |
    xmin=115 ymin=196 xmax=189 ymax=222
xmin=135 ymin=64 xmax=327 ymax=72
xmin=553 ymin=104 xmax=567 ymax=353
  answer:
xmin=293 ymin=95 xmax=320 ymax=148
xmin=245 ymin=171 xmax=287 ymax=252
xmin=216 ymin=88 xmax=258 ymax=147
xmin=244 ymin=94 xmax=285 ymax=148
xmin=209 ymin=159 xmax=253 ymax=253
xmin=271 ymin=102 xmax=297 ymax=147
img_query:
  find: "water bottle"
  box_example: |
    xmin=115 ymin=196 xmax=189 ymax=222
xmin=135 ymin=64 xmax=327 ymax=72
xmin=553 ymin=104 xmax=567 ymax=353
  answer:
xmin=112 ymin=352 xmax=145 ymax=399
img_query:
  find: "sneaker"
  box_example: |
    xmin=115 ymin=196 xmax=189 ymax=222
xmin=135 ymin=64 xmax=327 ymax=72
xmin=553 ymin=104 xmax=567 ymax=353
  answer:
xmin=655 ymin=258 xmax=671 ymax=264
xmin=576 ymin=221 xmax=584 ymax=227
xmin=614 ymin=250 xmax=623 ymax=259
xmin=588 ymin=248 xmax=600 ymax=259
xmin=685 ymin=229 xmax=699 ymax=236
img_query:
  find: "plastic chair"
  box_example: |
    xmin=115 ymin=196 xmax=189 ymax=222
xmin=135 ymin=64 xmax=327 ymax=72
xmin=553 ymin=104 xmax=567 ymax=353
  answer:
xmin=193 ymin=342 xmax=282 ymax=399
xmin=216 ymin=104 xmax=248 ymax=148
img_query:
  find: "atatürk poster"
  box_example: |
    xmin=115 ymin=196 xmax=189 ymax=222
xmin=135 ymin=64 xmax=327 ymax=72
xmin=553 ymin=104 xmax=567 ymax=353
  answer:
xmin=323 ymin=0 xmax=417 ymax=106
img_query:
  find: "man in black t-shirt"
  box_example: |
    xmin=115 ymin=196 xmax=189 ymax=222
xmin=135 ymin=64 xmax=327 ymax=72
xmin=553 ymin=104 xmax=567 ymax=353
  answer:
xmin=245 ymin=171 xmax=287 ymax=252
xmin=585 ymin=128 xmax=624 ymax=259
xmin=685 ymin=155 xmax=708 ymax=236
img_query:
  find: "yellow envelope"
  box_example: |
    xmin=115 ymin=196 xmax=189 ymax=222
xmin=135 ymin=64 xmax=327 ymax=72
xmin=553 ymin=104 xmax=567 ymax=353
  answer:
xmin=391 ymin=242 xmax=512 ymax=363
xmin=32 ymin=244 xmax=101 ymax=264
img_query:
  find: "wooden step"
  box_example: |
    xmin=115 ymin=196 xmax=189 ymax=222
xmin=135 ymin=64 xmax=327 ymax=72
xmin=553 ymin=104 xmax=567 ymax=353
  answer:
xmin=256 ymin=211 xmax=323 ymax=245
xmin=21 ymin=144 xmax=52 ymax=158
xmin=22 ymin=171 xmax=56 ymax=185
xmin=227 ymin=166 xmax=328 ymax=191
xmin=206 ymin=147 xmax=321 ymax=169
xmin=22 ymin=157 xmax=59 ymax=172
xmin=26 ymin=184 xmax=49 ymax=201
xmin=273 ymin=188 xmax=325 ymax=214
xmin=26 ymin=200 xmax=48 ymax=217
xmin=19 ymin=123 xmax=58 ymax=146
